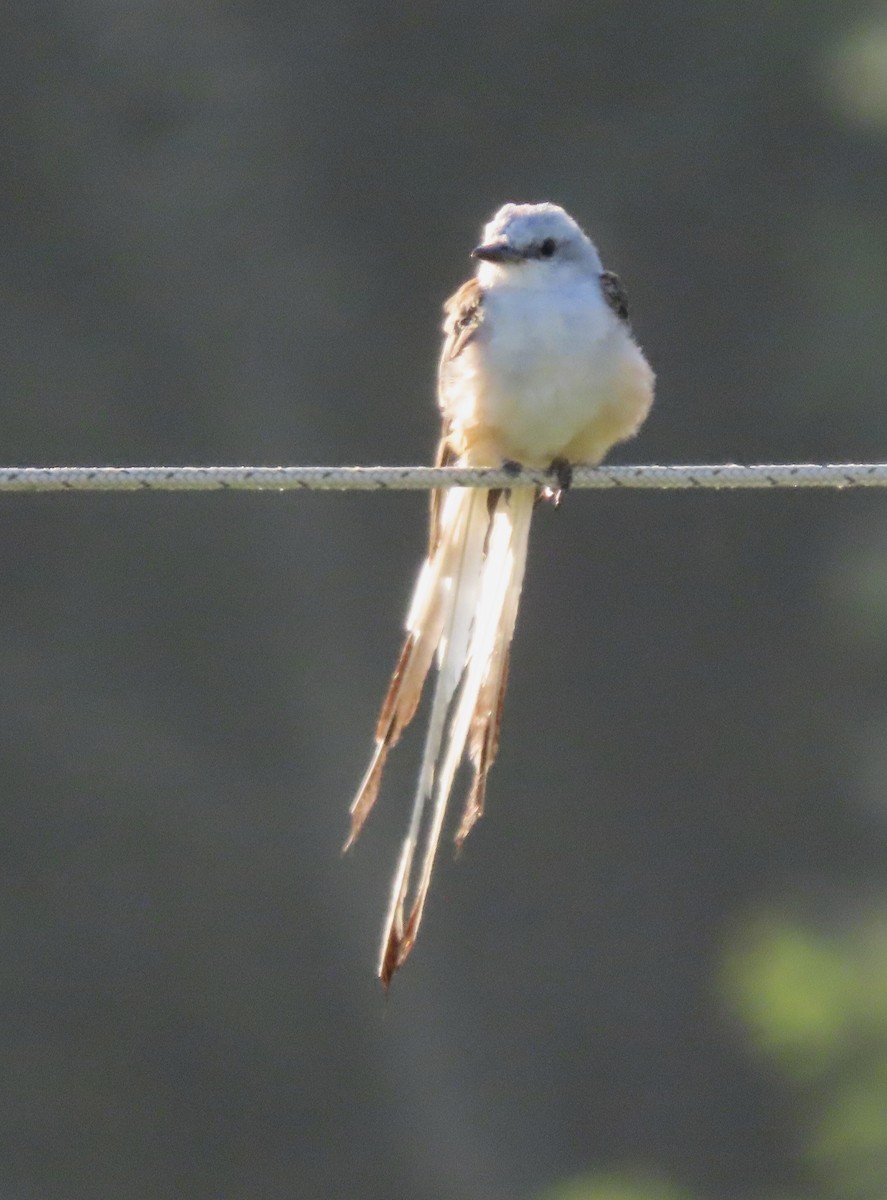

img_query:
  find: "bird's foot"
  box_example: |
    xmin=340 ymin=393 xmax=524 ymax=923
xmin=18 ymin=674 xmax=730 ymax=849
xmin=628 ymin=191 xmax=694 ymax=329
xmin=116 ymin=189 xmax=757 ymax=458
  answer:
xmin=541 ymin=457 xmax=573 ymax=508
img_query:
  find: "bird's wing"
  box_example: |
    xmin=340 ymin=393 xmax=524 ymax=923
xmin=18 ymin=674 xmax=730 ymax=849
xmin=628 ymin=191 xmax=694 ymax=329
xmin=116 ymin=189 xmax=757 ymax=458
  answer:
xmin=599 ymin=270 xmax=630 ymax=324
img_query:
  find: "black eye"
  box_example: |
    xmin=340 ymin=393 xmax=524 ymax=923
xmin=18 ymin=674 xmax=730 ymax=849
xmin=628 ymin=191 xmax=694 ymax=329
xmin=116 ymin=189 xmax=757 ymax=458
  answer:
xmin=539 ymin=238 xmax=557 ymax=257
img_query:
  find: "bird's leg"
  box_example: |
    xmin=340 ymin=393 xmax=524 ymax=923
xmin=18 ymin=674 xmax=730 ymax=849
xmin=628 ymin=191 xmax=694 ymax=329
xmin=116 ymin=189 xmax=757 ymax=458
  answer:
xmin=549 ymin=457 xmax=573 ymax=492
xmin=501 ymin=458 xmax=548 ymax=513
xmin=542 ymin=456 xmax=573 ymax=508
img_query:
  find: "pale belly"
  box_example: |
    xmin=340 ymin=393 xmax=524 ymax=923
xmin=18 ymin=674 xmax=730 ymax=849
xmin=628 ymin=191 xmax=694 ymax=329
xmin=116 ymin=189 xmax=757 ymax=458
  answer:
xmin=440 ymin=285 xmax=654 ymax=467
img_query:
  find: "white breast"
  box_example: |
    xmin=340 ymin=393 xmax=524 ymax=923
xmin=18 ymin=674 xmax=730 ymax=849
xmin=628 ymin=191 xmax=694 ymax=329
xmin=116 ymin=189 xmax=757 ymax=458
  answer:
xmin=441 ymin=278 xmax=638 ymax=466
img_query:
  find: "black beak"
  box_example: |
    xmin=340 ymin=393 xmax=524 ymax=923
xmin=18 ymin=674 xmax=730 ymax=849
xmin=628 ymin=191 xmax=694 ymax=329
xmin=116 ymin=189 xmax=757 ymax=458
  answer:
xmin=471 ymin=240 xmax=517 ymax=263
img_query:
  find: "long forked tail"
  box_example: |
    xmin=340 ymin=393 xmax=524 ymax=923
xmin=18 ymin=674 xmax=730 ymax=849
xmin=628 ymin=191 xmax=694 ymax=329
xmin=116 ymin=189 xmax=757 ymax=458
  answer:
xmin=346 ymin=484 xmax=535 ymax=986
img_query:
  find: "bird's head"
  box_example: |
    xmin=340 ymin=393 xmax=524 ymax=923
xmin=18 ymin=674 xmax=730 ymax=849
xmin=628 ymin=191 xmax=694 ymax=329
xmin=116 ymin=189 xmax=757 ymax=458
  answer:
xmin=471 ymin=202 xmax=602 ymax=285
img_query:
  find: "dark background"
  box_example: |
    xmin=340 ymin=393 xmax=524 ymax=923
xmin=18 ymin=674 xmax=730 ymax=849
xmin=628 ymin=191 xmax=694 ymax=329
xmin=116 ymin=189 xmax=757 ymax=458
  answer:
xmin=2 ymin=4 xmax=887 ymax=1198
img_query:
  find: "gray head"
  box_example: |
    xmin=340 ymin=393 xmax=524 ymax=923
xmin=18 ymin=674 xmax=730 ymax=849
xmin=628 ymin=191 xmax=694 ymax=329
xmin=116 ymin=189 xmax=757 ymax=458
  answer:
xmin=471 ymin=202 xmax=603 ymax=279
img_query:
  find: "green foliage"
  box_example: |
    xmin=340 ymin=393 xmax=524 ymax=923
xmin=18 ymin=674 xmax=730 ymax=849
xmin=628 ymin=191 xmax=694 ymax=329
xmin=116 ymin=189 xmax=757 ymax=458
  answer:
xmin=723 ymin=917 xmax=854 ymax=1077
xmin=723 ymin=912 xmax=887 ymax=1200
xmin=827 ymin=16 xmax=887 ymax=130
xmin=537 ymin=1170 xmax=695 ymax=1200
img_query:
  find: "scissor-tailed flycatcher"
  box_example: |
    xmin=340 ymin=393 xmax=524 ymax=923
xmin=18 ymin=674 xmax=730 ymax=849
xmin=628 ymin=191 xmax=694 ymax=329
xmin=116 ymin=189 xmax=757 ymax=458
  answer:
xmin=346 ymin=202 xmax=655 ymax=986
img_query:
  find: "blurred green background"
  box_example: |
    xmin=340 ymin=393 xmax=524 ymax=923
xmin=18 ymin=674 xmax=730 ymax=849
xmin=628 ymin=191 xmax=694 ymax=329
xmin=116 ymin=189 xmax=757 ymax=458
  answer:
xmin=2 ymin=3 xmax=887 ymax=1197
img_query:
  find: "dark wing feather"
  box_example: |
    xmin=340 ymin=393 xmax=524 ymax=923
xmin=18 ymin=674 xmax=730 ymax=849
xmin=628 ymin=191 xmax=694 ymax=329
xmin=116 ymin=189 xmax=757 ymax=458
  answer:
xmin=429 ymin=277 xmax=485 ymax=551
xmin=600 ymin=270 xmax=630 ymax=324
xmin=442 ymin=277 xmax=484 ymax=362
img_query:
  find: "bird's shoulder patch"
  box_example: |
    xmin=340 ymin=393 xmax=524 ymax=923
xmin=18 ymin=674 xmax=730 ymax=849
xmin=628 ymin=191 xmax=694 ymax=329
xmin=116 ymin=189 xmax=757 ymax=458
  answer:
xmin=442 ymin=277 xmax=484 ymax=360
xmin=599 ymin=270 xmax=630 ymax=324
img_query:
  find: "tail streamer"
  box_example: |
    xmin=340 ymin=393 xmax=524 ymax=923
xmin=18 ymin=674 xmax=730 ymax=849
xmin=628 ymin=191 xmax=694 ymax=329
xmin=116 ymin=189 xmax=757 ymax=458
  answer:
xmin=346 ymin=485 xmax=535 ymax=986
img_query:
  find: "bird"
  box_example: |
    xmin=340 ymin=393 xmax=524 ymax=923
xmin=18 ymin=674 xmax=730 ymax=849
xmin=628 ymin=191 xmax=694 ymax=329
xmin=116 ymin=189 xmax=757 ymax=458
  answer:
xmin=345 ymin=202 xmax=655 ymax=986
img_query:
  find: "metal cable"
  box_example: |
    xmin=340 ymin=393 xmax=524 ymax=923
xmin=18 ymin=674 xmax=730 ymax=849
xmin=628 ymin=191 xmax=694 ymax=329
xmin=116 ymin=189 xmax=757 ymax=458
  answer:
xmin=0 ymin=463 xmax=886 ymax=492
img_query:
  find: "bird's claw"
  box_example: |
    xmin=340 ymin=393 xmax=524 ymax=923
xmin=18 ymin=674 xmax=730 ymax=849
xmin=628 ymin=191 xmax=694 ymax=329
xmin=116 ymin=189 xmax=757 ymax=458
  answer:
xmin=541 ymin=457 xmax=573 ymax=508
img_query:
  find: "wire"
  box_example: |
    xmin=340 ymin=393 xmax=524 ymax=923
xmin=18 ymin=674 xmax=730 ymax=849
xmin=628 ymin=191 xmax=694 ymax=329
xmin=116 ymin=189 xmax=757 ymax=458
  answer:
xmin=0 ymin=463 xmax=885 ymax=493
